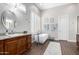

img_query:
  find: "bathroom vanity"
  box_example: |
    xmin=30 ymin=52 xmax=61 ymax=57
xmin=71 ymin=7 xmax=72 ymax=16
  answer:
xmin=0 ymin=4 xmax=32 ymax=55
xmin=0 ymin=34 xmax=32 ymax=55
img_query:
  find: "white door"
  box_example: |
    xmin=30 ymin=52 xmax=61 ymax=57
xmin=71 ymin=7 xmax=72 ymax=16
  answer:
xmin=58 ymin=15 xmax=69 ymax=40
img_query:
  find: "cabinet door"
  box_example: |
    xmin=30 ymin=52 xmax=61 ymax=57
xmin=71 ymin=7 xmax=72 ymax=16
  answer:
xmin=0 ymin=41 xmax=4 ymax=55
xmin=27 ymin=35 xmax=32 ymax=50
xmin=4 ymin=39 xmax=17 ymax=55
xmin=17 ymin=36 xmax=26 ymax=54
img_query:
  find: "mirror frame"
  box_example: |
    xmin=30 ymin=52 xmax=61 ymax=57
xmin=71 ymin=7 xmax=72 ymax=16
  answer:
xmin=1 ymin=10 xmax=16 ymax=32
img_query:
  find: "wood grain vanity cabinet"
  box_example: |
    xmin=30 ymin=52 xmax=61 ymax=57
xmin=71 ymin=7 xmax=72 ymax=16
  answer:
xmin=17 ymin=36 xmax=26 ymax=54
xmin=0 ymin=40 xmax=4 ymax=55
xmin=26 ymin=35 xmax=32 ymax=50
xmin=4 ymin=38 xmax=17 ymax=55
xmin=0 ymin=34 xmax=32 ymax=55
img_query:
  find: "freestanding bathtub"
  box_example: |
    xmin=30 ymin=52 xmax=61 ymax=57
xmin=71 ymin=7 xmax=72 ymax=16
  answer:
xmin=34 ymin=34 xmax=48 ymax=44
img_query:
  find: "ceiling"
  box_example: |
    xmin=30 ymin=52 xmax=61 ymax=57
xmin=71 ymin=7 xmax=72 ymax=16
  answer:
xmin=36 ymin=3 xmax=69 ymax=10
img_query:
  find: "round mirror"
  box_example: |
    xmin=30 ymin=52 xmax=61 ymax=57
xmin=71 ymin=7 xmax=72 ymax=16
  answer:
xmin=1 ymin=10 xmax=16 ymax=33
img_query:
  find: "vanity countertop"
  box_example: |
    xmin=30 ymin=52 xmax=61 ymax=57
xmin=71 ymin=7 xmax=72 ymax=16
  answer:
xmin=0 ymin=33 xmax=31 ymax=40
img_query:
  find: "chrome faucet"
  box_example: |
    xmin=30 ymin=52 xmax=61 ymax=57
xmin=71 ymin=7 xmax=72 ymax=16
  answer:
xmin=5 ymin=29 xmax=9 ymax=35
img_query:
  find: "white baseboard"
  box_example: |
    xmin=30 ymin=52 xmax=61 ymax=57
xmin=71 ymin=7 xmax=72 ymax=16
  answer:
xmin=67 ymin=40 xmax=76 ymax=42
xmin=55 ymin=38 xmax=76 ymax=42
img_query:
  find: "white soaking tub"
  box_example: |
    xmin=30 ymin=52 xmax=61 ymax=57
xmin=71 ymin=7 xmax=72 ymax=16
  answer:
xmin=34 ymin=34 xmax=48 ymax=44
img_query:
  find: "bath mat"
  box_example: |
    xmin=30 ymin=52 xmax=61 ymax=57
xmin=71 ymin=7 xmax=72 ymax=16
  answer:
xmin=44 ymin=42 xmax=62 ymax=55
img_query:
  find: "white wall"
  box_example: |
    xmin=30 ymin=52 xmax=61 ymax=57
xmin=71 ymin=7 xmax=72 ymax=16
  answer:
xmin=41 ymin=3 xmax=79 ymax=42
